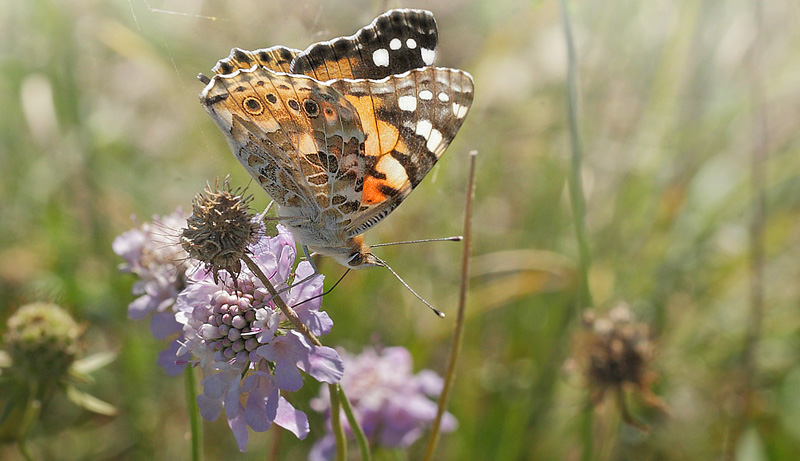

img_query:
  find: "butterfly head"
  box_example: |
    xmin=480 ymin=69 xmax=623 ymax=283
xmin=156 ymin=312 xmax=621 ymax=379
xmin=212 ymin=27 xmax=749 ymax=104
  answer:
xmin=308 ymin=235 xmax=382 ymax=269
xmin=344 ymin=248 xmax=383 ymax=269
xmin=341 ymin=235 xmax=383 ymax=269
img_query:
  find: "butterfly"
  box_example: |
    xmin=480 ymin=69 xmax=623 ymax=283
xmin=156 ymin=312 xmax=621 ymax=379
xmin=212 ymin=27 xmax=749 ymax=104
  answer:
xmin=198 ymin=9 xmax=473 ymax=275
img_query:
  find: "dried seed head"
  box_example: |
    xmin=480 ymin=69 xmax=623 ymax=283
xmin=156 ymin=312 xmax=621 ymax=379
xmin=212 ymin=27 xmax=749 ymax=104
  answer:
xmin=576 ymin=303 xmax=655 ymax=403
xmin=181 ymin=179 xmax=261 ymax=283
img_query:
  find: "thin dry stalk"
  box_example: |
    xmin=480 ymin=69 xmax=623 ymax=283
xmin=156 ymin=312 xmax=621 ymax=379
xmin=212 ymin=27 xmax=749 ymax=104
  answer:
xmin=423 ymin=150 xmax=478 ymax=460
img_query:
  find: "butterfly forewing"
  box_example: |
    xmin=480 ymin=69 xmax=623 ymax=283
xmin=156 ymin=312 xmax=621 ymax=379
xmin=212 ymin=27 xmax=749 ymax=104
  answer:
xmin=329 ymin=67 xmax=474 ymax=237
xmin=291 ymin=9 xmax=438 ymax=81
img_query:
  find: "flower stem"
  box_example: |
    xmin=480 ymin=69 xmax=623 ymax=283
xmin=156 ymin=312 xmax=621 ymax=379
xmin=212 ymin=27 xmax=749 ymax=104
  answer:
xmin=339 ymin=385 xmax=371 ymax=461
xmin=329 ymin=383 xmax=347 ymax=461
xmin=16 ymin=384 xmax=40 ymax=461
xmin=184 ymin=365 xmax=203 ymax=461
xmin=559 ymin=0 xmax=595 ymax=459
xmin=242 ymin=254 xmax=322 ymax=347
xmin=17 ymin=439 xmax=33 ymax=461
xmin=241 ymin=254 xmax=367 ymax=458
xmin=423 ymin=150 xmax=478 ymax=461
xmin=269 ymin=425 xmax=282 ymax=461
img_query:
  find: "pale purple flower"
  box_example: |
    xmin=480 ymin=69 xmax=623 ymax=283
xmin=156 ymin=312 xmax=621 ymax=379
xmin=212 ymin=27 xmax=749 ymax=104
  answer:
xmin=113 ymin=209 xmax=190 ymax=321
xmin=113 ymin=209 xmax=191 ymax=375
xmin=310 ymin=347 xmax=457 ymax=460
xmin=175 ymin=225 xmax=343 ymax=452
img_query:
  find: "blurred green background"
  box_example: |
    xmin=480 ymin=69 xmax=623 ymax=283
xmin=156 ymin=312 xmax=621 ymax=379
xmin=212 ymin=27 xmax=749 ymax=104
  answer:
xmin=2 ymin=0 xmax=800 ymax=459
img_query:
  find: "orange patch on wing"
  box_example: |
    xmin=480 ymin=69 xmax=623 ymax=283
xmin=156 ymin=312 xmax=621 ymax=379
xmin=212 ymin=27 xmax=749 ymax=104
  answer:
xmin=361 ymin=154 xmax=410 ymax=205
xmin=310 ymin=57 xmax=360 ymax=80
xmin=362 ymin=176 xmax=387 ymax=205
xmin=344 ymin=96 xmax=399 ymax=157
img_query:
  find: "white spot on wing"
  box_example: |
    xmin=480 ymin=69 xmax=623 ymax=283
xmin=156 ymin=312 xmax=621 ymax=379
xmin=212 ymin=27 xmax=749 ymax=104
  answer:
xmin=376 ymin=154 xmax=408 ymax=188
xmin=421 ymin=48 xmax=435 ymax=65
xmin=419 ymin=90 xmax=433 ymax=100
xmin=390 ymin=38 xmax=402 ymax=50
xmin=372 ymin=49 xmax=390 ymax=67
xmin=398 ymin=95 xmax=417 ymax=111
xmin=426 ymin=128 xmax=443 ymax=153
xmin=438 ymin=92 xmax=450 ymax=102
xmin=452 ymin=102 xmax=468 ymax=118
xmin=415 ymin=119 xmax=433 ymax=138
xmin=406 ymin=38 xmax=417 ymax=49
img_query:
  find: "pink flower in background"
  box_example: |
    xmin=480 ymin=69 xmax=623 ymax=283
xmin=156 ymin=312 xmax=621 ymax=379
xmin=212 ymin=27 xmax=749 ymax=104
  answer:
xmin=310 ymin=346 xmax=457 ymax=460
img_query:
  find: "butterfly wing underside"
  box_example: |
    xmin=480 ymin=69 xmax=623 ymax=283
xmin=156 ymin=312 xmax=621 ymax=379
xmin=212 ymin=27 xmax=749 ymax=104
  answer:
xmin=332 ymin=67 xmax=474 ymax=237
xmin=291 ymin=9 xmax=438 ymax=81
xmin=200 ymin=67 xmax=367 ymax=229
xmin=213 ymin=46 xmax=300 ymax=75
xmin=199 ymin=8 xmax=474 ymax=259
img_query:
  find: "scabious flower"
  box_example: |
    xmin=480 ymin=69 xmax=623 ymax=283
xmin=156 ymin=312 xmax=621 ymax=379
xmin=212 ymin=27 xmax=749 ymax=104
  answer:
xmin=115 ymin=183 xmax=344 ymax=450
xmin=3 ymin=303 xmax=81 ymax=387
xmin=113 ymin=209 xmax=190 ymax=320
xmin=176 ymin=224 xmax=343 ymax=451
xmin=113 ymin=209 xmax=190 ymax=374
xmin=310 ymin=346 xmax=456 ymax=460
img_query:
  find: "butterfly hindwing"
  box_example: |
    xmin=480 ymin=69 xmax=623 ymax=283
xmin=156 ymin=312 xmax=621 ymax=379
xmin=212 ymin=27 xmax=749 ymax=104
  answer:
xmin=200 ymin=66 xmax=367 ymax=226
xmin=291 ymin=9 xmax=438 ymax=81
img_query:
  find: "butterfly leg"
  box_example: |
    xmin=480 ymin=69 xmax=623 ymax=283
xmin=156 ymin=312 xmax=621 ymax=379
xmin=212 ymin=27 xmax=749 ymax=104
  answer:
xmin=262 ymin=244 xmax=322 ymax=305
xmin=301 ymin=244 xmax=318 ymax=273
xmin=284 ymin=244 xmax=322 ymax=290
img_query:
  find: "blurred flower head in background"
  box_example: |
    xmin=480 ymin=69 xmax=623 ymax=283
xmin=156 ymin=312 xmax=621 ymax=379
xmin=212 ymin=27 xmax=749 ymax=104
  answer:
xmin=310 ymin=346 xmax=456 ymax=460
xmin=569 ymin=303 xmax=666 ymax=430
xmin=0 ymin=303 xmax=116 ymax=443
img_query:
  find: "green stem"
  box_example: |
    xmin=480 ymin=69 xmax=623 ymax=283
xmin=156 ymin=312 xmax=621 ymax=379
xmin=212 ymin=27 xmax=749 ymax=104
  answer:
xmin=339 ymin=385 xmax=371 ymax=460
xmin=559 ymin=0 xmax=594 ymax=310
xmin=17 ymin=439 xmax=33 ymax=461
xmin=423 ymin=151 xmax=478 ymax=460
xmin=184 ymin=365 xmax=203 ymax=461
xmin=16 ymin=383 xmax=40 ymax=461
xmin=559 ymin=0 xmax=595 ymax=459
xmin=329 ymin=384 xmax=347 ymax=461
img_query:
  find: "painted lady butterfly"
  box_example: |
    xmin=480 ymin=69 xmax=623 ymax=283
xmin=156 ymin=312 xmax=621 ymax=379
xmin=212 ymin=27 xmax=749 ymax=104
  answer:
xmin=199 ymin=9 xmax=474 ymax=272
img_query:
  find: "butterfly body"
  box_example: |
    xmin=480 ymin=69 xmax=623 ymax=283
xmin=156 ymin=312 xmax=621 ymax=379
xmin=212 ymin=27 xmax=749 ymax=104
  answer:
xmin=200 ymin=9 xmax=473 ymax=269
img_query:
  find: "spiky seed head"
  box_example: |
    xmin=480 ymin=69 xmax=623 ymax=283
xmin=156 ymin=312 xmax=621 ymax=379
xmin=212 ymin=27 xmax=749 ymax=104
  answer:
xmin=181 ymin=179 xmax=260 ymax=283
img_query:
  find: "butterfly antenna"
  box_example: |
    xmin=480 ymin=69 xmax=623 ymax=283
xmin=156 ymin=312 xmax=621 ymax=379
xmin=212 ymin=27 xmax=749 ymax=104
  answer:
xmin=290 ymin=269 xmax=351 ymax=309
xmin=371 ymin=236 xmax=463 ymax=248
xmin=372 ymin=254 xmax=445 ymax=318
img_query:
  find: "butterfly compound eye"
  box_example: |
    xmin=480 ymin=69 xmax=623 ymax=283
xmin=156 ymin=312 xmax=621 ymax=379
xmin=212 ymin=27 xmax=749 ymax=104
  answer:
xmin=347 ymin=252 xmax=364 ymax=267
